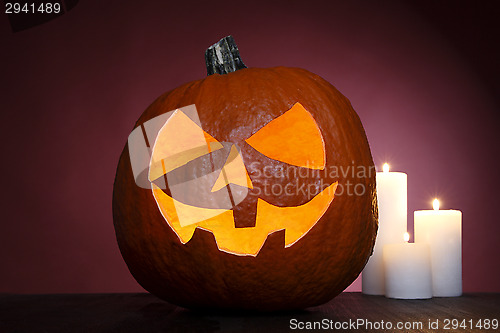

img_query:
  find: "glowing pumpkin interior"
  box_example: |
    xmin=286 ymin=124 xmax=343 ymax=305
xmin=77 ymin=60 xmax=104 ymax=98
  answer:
xmin=148 ymin=102 xmax=337 ymax=256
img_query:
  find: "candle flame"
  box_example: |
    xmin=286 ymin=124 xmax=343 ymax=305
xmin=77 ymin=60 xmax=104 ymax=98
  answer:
xmin=404 ymin=232 xmax=410 ymax=243
xmin=433 ymin=198 xmax=440 ymax=210
xmin=382 ymin=163 xmax=390 ymax=173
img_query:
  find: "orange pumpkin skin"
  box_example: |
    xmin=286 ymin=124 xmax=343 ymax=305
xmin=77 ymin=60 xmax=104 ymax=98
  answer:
xmin=113 ymin=66 xmax=377 ymax=311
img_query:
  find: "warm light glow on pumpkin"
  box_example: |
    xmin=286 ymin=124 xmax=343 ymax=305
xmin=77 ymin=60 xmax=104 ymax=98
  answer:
xmin=433 ymin=198 xmax=440 ymax=211
xmin=147 ymin=102 xmax=337 ymax=255
xmin=382 ymin=163 xmax=390 ymax=173
xmin=245 ymin=102 xmax=326 ymax=170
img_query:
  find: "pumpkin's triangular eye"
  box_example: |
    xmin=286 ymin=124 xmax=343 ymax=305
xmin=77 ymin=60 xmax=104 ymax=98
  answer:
xmin=149 ymin=109 xmax=223 ymax=181
xmin=245 ymin=103 xmax=326 ymax=169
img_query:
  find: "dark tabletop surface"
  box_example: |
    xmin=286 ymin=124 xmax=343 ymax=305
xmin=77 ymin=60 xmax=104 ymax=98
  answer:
xmin=1 ymin=292 xmax=499 ymax=332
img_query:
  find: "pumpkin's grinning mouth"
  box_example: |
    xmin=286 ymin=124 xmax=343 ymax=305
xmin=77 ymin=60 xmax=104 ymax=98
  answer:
xmin=150 ymin=182 xmax=338 ymax=256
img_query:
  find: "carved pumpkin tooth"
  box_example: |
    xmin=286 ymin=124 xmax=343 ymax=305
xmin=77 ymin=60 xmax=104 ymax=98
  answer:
xmin=232 ymin=197 xmax=258 ymax=228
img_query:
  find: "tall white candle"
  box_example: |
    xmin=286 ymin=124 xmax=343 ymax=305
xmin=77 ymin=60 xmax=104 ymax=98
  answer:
xmin=414 ymin=199 xmax=462 ymax=297
xmin=383 ymin=233 xmax=432 ymax=299
xmin=362 ymin=163 xmax=407 ymax=295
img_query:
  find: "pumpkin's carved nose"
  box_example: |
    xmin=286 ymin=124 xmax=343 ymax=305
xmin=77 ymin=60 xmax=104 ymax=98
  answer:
xmin=233 ymin=197 xmax=258 ymax=228
xmin=211 ymin=144 xmax=256 ymax=228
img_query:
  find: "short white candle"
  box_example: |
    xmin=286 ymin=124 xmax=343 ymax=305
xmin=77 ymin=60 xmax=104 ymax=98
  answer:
xmin=362 ymin=163 xmax=407 ymax=295
xmin=383 ymin=233 xmax=432 ymax=299
xmin=414 ymin=199 xmax=462 ymax=297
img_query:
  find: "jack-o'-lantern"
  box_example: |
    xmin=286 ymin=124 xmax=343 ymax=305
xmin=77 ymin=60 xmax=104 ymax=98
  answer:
xmin=113 ymin=36 xmax=377 ymax=311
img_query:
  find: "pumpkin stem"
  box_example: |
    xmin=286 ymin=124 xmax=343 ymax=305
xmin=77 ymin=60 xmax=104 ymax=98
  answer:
xmin=205 ymin=36 xmax=247 ymax=75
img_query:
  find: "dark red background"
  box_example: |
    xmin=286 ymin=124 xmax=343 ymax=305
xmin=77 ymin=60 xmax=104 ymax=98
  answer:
xmin=1 ymin=0 xmax=499 ymax=293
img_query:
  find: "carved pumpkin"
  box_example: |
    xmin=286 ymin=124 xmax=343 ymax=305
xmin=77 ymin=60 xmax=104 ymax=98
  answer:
xmin=113 ymin=36 xmax=377 ymax=311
